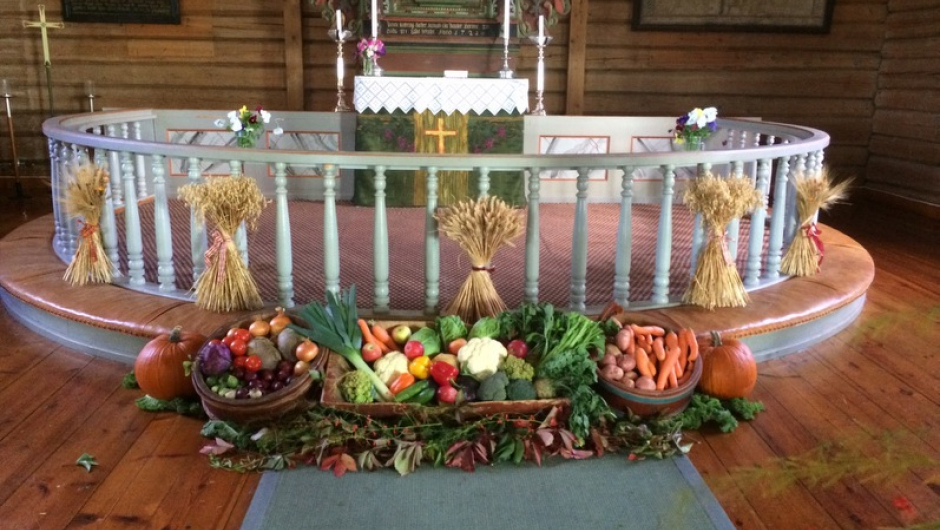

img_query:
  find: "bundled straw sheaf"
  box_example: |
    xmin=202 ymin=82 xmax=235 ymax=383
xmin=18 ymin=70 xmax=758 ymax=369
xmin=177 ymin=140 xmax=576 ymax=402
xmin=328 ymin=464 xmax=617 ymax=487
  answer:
xmin=683 ymin=172 xmax=762 ymax=310
xmin=62 ymin=163 xmax=113 ymax=286
xmin=179 ymin=175 xmax=268 ymax=312
xmin=780 ymin=168 xmax=851 ymax=277
xmin=435 ymin=196 xmax=525 ymax=322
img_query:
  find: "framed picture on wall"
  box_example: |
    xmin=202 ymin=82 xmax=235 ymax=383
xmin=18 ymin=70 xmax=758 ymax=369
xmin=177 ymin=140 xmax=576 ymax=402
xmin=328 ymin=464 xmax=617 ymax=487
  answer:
xmin=632 ymin=0 xmax=835 ymax=33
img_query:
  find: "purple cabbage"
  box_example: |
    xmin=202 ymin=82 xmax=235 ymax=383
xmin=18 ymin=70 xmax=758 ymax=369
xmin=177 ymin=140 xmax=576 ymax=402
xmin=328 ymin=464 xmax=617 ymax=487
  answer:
xmin=198 ymin=341 xmax=233 ymax=376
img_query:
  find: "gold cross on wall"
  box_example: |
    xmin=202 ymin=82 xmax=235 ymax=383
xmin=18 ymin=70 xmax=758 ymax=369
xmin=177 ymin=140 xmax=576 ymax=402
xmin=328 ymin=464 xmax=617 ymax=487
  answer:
xmin=424 ymin=117 xmax=457 ymax=154
xmin=23 ymin=5 xmax=65 ymax=66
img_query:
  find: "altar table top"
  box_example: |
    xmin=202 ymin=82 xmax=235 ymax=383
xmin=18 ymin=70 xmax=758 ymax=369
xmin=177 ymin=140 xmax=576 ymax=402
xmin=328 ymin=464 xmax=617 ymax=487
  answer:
xmin=353 ymin=76 xmax=529 ymax=116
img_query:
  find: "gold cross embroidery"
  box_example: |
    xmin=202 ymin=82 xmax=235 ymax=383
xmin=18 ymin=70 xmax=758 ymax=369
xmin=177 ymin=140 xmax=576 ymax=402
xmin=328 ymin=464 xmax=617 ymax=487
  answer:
xmin=424 ymin=117 xmax=457 ymax=154
xmin=23 ymin=5 xmax=65 ymax=66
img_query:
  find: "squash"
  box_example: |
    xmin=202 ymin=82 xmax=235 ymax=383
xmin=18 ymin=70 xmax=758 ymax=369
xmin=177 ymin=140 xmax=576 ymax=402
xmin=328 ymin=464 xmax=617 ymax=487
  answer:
xmin=697 ymin=331 xmax=757 ymax=399
xmin=134 ymin=326 xmax=206 ymax=400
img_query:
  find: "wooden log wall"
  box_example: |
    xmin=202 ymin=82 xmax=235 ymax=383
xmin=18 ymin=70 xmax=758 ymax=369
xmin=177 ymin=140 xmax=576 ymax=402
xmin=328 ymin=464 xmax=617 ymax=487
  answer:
xmin=0 ymin=0 xmax=936 ymax=207
xmin=865 ymin=0 xmax=940 ymax=205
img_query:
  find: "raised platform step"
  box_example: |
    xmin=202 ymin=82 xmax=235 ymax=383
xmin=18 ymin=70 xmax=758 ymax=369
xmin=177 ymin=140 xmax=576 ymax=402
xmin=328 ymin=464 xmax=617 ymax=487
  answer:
xmin=0 ymin=215 xmax=874 ymax=364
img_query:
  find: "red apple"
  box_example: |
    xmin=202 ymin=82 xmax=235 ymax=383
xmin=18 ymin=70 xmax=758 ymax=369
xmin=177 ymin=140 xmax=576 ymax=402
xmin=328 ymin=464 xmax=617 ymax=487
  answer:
xmin=507 ymin=339 xmax=528 ymax=359
xmin=361 ymin=342 xmax=382 ymax=363
xmin=436 ymin=384 xmax=457 ymax=404
xmin=404 ymin=340 xmax=425 ymax=359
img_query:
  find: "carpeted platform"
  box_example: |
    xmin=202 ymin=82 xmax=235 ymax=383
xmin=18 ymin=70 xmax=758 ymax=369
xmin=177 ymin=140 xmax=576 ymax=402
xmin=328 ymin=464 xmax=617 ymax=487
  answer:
xmin=118 ymin=200 xmax=760 ymax=310
xmin=240 ymin=456 xmax=735 ymax=530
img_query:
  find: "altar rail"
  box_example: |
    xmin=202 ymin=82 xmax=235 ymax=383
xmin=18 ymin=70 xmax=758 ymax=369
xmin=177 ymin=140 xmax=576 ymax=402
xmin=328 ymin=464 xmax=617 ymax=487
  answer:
xmin=42 ymin=109 xmax=829 ymax=315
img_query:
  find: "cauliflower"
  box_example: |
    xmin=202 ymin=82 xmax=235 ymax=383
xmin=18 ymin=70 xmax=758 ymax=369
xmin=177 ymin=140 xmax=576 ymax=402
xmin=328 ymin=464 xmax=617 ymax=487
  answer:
xmin=340 ymin=370 xmax=373 ymax=403
xmin=373 ymin=352 xmax=408 ymax=387
xmin=500 ymin=355 xmax=534 ymax=381
xmin=457 ymin=337 xmax=507 ymax=380
xmin=534 ymin=378 xmax=556 ymax=399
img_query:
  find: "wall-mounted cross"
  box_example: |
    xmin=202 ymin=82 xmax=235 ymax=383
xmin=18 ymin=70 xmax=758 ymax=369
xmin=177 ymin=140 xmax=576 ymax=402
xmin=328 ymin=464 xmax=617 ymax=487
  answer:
xmin=424 ymin=117 xmax=457 ymax=154
xmin=23 ymin=5 xmax=64 ymax=116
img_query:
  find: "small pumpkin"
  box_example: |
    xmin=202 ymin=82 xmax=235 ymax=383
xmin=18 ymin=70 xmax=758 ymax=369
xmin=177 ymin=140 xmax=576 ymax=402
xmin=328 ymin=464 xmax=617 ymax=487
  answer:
xmin=697 ymin=331 xmax=757 ymax=399
xmin=134 ymin=326 xmax=206 ymax=400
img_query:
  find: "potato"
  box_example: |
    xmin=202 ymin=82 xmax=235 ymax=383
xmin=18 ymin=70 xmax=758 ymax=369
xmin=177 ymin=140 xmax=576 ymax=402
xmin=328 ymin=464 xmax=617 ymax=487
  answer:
xmin=600 ymin=351 xmax=619 ymax=367
xmin=605 ymin=343 xmax=621 ymax=358
xmin=617 ymin=353 xmax=637 ymax=372
xmin=635 ymin=375 xmax=656 ymax=390
xmin=600 ymin=364 xmax=625 ymax=381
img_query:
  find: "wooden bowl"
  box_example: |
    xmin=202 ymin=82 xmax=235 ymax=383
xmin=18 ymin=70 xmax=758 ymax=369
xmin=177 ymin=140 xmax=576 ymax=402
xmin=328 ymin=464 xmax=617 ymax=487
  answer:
xmin=597 ymin=354 xmax=701 ymax=418
xmin=595 ymin=311 xmax=701 ymax=418
xmin=192 ymin=312 xmax=325 ymax=425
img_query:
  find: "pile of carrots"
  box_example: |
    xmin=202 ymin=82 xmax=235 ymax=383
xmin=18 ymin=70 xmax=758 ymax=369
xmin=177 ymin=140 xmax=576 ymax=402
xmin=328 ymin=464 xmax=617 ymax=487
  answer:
xmin=358 ymin=319 xmax=398 ymax=353
xmin=600 ymin=323 xmax=699 ymax=391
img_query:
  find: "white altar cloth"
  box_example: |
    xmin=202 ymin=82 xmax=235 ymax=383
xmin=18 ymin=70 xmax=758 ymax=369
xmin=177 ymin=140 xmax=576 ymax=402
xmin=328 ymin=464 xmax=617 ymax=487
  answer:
xmin=353 ymin=76 xmax=529 ymax=115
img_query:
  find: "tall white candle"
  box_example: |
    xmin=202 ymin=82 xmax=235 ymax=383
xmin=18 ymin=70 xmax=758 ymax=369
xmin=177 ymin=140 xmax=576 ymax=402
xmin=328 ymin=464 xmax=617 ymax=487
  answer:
xmin=503 ymin=0 xmax=510 ymax=44
xmin=371 ymin=0 xmax=379 ymax=38
xmin=537 ymin=56 xmax=544 ymax=92
xmin=337 ymin=56 xmax=344 ymax=84
xmin=538 ymin=14 xmax=544 ymax=42
xmin=336 ymin=10 xmax=342 ymax=34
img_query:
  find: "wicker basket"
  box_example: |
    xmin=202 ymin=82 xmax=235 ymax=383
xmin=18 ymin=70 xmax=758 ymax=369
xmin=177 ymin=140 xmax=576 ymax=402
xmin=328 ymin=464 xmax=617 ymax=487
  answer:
xmin=192 ymin=312 xmax=326 ymax=425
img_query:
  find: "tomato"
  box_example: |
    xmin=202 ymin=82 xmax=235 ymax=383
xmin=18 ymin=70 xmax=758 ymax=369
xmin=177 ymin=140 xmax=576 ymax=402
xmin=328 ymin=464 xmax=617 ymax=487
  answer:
xmin=232 ymin=355 xmax=248 ymax=369
xmin=221 ymin=335 xmax=237 ymax=348
xmin=208 ymin=338 xmax=222 ymax=346
xmin=229 ymin=338 xmax=248 ymax=357
xmin=232 ymin=328 xmax=251 ymax=342
xmin=244 ymin=355 xmax=263 ymax=373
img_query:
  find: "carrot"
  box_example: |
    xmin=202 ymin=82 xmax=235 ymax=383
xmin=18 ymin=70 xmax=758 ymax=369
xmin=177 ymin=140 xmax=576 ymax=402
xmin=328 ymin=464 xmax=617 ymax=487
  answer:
xmin=664 ymin=331 xmax=679 ymax=350
xmin=684 ymin=329 xmax=700 ymax=362
xmin=358 ymin=319 xmax=389 ymax=353
xmin=670 ymin=346 xmax=685 ymax=378
xmin=652 ymin=337 xmax=666 ymax=362
xmin=635 ymin=332 xmax=651 ymax=351
xmin=448 ymin=338 xmax=467 ymax=356
xmin=630 ymin=324 xmax=665 ymax=337
xmin=656 ymin=347 xmax=679 ymax=390
xmin=635 ymin=347 xmax=652 ymax=378
xmin=668 ymin=369 xmax=678 ymax=389
xmin=371 ymin=324 xmax=399 ymax=352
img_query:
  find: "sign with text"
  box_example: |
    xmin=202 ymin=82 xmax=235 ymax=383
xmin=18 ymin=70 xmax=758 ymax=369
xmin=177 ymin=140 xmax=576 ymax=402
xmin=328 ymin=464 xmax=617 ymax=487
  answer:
xmin=384 ymin=20 xmax=504 ymax=38
xmin=62 ymin=0 xmax=181 ymax=25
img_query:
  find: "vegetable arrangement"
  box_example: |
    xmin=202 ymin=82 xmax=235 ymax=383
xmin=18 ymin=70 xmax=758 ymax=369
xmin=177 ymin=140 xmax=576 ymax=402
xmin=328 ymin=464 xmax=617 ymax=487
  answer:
xmin=598 ymin=322 xmax=699 ymax=392
xmin=193 ymin=310 xmax=317 ymax=401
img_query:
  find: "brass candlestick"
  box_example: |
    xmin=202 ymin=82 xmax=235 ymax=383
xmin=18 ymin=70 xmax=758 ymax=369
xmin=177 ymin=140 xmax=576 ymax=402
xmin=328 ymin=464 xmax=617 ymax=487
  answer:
xmin=328 ymin=28 xmax=353 ymax=112
xmin=84 ymin=79 xmax=96 ymax=112
xmin=1 ymin=79 xmax=27 ymax=200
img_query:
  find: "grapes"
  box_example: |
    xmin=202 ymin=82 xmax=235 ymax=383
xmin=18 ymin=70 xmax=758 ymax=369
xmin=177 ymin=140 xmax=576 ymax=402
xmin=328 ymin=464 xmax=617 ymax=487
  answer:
xmin=260 ymin=369 xmax=275 ymax=382
xmin=232 ymin=366 xmax=246 ymax=380
xmin=277 ymin=360 xmax=294 ymax=373
xmin=243 ymin=370 xmax=258 ymax=382
xmin=249 ymin=379 xmax=264 ymax=390
xmin=235 ymin=388 xmax=249 ymax=399
xmin=270 ymin=380 xmax=284 ymax=392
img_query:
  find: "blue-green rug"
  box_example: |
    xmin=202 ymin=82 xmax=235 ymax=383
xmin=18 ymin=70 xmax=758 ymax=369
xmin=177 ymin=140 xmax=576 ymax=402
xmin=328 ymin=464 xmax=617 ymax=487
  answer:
xmin=240 ymin=456 xmax=734 ymax=530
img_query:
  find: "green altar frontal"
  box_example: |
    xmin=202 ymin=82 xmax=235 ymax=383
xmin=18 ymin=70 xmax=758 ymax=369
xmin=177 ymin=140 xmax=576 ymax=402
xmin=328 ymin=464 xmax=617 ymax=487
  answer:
xmin=352 ymin=76 xmax=530 ymax=207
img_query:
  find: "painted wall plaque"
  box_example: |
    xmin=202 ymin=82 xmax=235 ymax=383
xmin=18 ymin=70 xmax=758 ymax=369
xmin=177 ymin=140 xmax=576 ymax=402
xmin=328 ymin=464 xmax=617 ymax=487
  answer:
xmin=62 ymin=0 xmax=181 ymax=25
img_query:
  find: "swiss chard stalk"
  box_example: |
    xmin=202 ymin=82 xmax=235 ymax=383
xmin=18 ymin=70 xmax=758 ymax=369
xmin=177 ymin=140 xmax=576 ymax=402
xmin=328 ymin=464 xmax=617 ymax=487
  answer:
xmin=288 ymin=286 xmax=395 ymax=402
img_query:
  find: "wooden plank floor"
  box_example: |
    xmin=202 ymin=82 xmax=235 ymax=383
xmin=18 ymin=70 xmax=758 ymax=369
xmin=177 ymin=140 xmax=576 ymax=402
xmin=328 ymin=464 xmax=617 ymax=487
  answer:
xmin=1 ymin=179 xmax=938 ymax=529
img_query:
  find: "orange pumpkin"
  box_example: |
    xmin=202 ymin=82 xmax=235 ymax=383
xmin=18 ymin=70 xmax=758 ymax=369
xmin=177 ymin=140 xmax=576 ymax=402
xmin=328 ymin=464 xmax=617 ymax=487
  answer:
xmin=697 ymin=331 xmax=757 ymax=399
xmin=134 ymin=326 xmax=206 ymax=400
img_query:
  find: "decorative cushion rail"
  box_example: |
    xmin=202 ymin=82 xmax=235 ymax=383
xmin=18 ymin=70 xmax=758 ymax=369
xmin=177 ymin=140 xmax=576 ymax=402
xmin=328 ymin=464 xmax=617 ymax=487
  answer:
xmin=42 ymin=110 xmax=829 ymax=315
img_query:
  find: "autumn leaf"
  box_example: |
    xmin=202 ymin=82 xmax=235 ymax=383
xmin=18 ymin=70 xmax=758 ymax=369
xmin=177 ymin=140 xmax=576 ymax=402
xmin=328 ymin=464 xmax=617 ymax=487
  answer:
xmin=76 ymin=453 xmax=98 ymax=472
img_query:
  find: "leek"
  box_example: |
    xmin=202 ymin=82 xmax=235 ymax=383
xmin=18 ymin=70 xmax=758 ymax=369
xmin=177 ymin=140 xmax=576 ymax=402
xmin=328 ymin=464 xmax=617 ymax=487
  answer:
xmin=288 ymin=286 xmax=394 ymax=402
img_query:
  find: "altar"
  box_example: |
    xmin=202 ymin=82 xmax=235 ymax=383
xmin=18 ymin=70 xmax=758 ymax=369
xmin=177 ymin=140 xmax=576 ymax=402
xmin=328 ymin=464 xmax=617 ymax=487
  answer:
xmin=352 ymin=76 xmax=529 ymax=207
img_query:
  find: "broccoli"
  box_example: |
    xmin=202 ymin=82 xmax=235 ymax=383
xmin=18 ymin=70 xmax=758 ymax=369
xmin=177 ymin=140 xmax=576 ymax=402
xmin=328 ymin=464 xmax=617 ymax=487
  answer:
xmin=507 ymin=379 xmax=536 ymax=401
xmin=500 ymin=355 xmax=535 ymax=381
xmin=533 ymin=378 xmax=556 ymax=399
xmin=478 ymin=371 xmax=510 ymax=401
xmin=340 ymin=370 xmax=374 ymax=404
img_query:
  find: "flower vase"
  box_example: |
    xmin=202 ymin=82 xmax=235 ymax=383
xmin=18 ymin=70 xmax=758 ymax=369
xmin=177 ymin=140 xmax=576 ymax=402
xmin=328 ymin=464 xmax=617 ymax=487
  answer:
xmin=672 ymin=138 xmax=706 ymax=152
xmin=363 ymin=55 xmax=383 ymax=77
xmin=235 ymin=130 xmax=258 ymax=149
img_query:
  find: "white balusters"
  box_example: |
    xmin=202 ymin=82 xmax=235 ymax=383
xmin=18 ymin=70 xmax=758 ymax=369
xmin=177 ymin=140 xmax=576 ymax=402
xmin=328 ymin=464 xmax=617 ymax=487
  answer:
xmin=744 ymin=158 xmax=772 ymax=287
xmin=726 ymin=160 xmax=744 ymax=259
xmin=652 ymin=164 xmax=676 ymax=304
xmin=322 ymin=164 xmax=341 ymax=297
xmin=568 ymin=167 xmax=590 ymax=312
xmin=373 ymin=165 xmax=390 ymax=313
xmin=274 ymin=162 xmax=294 ymax=308
xmin=229 ymin=160 xmax=249 ymax=266
xmin=424 ymin=166 xmax=440 ymax=315
xmin=764 ymin=155 xmax=791 ymax=280
xmin=106 ymin=124 xmax=123 ymax=208
xmin=612 ymin=166 xmax=635 ymax=306
xmin=477 ymin=167 xmax=490 ymax=198
xmin=188 ymin=157 xmax=207 ymax=282
xmin=524 ymin=167 xmax=541 ymax=304
xmin=121 ymin=148 xmax=145 ymax=285
xmin=58 ymin=142 xmax=77 ymax=258
xmin=152 ymin=154 xmax=176 ymax=290
xmin=133 ymin=121 xmax=148 ymax=199
xmin=48 ymin=138 xmax=66 ymax=256
xmin=98 ymin=145 xmax=120 ymax=276
xmin=785 ymin=154 xmax=807 ymax=245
